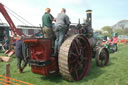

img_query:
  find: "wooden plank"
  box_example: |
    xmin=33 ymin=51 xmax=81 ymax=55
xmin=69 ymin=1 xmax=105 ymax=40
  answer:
xmin=0 ymin=56 xmax=11 ymax=62
xmin=7 ymin=50 xmax=15 ymax=57
xmin=4 ymin=50 xmax=10 ymax=54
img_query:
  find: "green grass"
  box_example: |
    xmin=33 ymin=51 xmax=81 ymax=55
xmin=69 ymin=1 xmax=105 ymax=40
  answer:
xmin=0 ymin=44 xmax=128 ymax=85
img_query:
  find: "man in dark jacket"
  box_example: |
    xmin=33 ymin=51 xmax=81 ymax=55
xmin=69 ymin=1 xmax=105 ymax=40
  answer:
xmin=13 ymin=35 xmax=27 ymax=73
xmin=53 ymin=8 xmax=71 ymax=56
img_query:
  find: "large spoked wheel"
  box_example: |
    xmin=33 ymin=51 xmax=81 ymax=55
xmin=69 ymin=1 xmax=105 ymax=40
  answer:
xmin=59 ymin=34 xmax=92 ymax=81
xmin=95 ymin=47 xmax=109 ymax=67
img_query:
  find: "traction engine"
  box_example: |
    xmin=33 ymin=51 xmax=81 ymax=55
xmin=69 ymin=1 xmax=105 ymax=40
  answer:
xmin=0 ymin=4 xmax=109 ymax=81
xmin=23 ymin=10 xmax=109 ymax=81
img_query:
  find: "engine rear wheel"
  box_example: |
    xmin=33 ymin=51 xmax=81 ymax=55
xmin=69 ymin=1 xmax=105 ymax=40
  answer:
xmin=59 ymin=34 xmax=92 ymax=81
xmin=95 ymin=47 xmax=109 ymax=67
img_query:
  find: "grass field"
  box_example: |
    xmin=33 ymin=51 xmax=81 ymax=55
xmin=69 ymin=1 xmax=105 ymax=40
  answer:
xmin=0 ymin=44 xmax=128 ymax=85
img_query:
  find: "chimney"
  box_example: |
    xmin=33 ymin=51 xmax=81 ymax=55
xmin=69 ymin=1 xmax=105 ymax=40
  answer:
xmin=86 ymin=10 xmax=92 ymax=27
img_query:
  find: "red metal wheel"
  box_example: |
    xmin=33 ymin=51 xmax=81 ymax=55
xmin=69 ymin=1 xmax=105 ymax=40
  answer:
xmin=95 ymin=47 xmax=109 ymax=67
xmin=59 ymin=34 xmax=92 ymax=81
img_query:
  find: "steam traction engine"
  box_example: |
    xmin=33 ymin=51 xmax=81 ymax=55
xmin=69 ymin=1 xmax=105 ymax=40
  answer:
xmin=0 ymin=2 xmax=108 ymax=81
xmin=24 ymin=10 xmax=109 ymax=81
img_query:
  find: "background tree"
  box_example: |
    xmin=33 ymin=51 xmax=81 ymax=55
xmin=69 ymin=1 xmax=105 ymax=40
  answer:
xmin=101 ymin=26 xmax=113 ymax=34
xmin=101 ymin=26 xmax=113 ymax=37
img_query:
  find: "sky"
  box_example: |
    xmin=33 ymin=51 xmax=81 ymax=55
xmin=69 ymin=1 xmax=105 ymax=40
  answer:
xmin=0 ymin=0 xmax=128 ymax=30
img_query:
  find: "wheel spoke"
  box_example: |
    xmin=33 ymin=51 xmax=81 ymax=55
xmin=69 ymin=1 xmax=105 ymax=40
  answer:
xmin=69 ymin=58 xmax=77 ymax=64
xmin=82 ymin=57 xmax=88 ymax=63
xmin=69 ymin=51 xmax=78 ymax=57
xmin=75 ymin=70 xmax=79 ymax=80
xmin=69 ymin=66 xmax=74 ymax=73
xmin=72 ymin=41 xmax=80 ymax=55
xmin=76 ymin=60 xmax=81 ymax=66
xmin=75 ymin=38 xmax=82 ymax=47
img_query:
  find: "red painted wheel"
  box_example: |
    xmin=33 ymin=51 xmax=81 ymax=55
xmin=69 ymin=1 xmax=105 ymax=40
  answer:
xmin=95 ymin=47 xmax=109 ymax=67
xmin=59 ymin=34 xmax=92 ymax=81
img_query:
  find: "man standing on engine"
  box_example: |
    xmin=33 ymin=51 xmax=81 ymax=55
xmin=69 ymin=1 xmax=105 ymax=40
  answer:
xmin=42 ymin=8 xmax=55 ymax=48
xmin=53 ymin=8 xmax=71 ymax=56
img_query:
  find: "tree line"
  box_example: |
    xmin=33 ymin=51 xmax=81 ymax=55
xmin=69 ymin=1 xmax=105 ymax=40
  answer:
xmin=95 ymin=26 xmax=128 ymax=37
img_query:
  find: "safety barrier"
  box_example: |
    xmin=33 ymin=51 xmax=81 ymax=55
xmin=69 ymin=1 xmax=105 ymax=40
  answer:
xmin=0 ymin=75 xmax=34 ymax=85
xmin=119 ymin=39 xmax=128 ymax=44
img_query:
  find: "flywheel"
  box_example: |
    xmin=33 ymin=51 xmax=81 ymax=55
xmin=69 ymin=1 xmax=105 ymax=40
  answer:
xmin=58 ymin=34 xmax=92 ymax=81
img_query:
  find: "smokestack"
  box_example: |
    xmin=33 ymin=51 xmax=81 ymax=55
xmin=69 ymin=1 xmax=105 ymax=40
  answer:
xmin=86 ymin=10 xmax=92 ymax=27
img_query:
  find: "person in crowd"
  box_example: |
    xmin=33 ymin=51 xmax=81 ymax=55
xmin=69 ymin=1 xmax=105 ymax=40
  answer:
xmin=42 ymin=8 xmax=56 ymax=48
xmin=3 ymin=36 xmax=9 ymax=50
xmin=53 ymin=8 xmax=71 ymax=56
xmin=0 ymin=30 xmax=4 ymax=41
xmin=13 ymin=35 xmax=27 ymax=73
